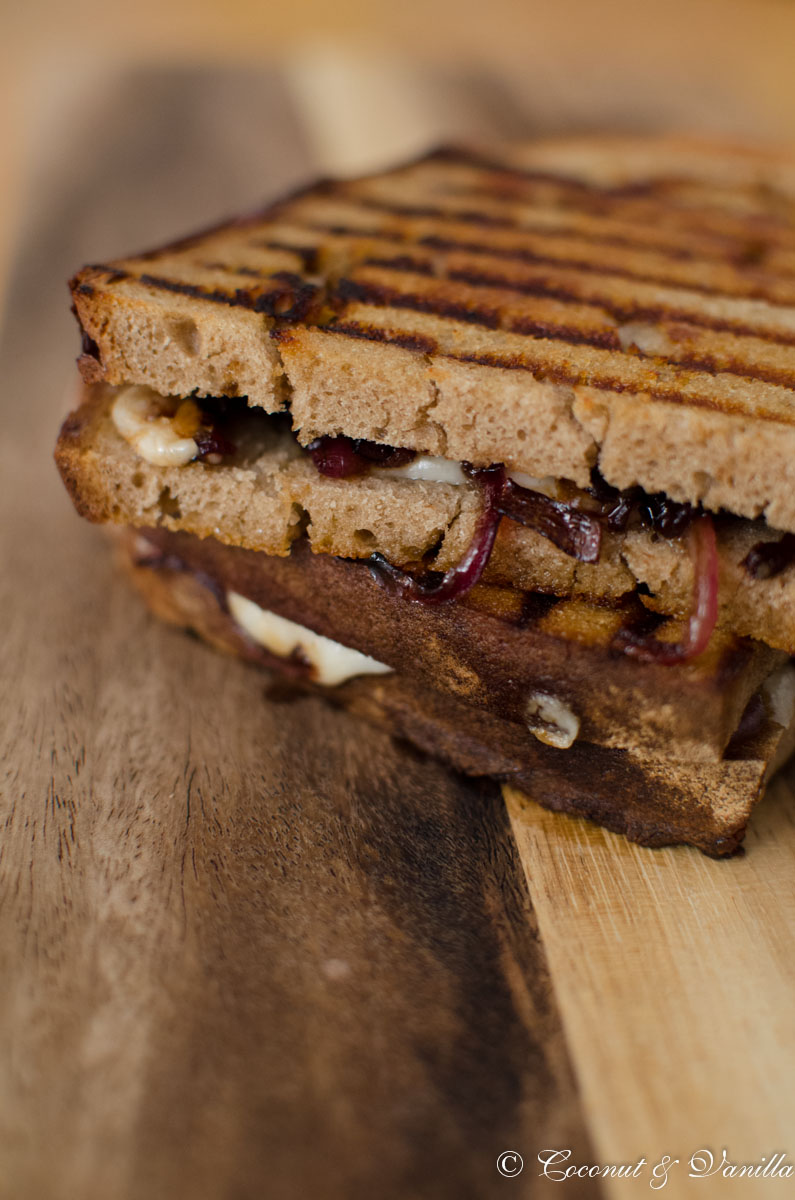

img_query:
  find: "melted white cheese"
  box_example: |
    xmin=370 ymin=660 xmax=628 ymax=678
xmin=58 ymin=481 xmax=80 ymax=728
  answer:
xmin=525 ymin=691 xmax=580 ymax=749
xmin=378 ymin=455 xmax=558 ymax=496
xmin=227 ymin=592 xmax=393 ymax=687
xmin=111 ymin=386 xmax=198 ymax=467
xmin=506 ymin=470 xmax=558 ymax=497
xmin=378 ymin=455 xmax=467 ymax=485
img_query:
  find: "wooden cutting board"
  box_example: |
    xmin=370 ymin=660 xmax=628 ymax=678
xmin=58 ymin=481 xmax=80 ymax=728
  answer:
xmin=2 ymin=59 xmax=794 ymax=1200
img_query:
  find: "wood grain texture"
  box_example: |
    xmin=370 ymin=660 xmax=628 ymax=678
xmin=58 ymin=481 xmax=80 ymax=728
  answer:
xmin=0 ymin=65 xmax=596 ymax=1200
xmin=505 ymin=782 xmax=795 ymax=1199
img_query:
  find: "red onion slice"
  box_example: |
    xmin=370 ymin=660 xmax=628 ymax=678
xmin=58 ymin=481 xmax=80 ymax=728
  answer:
xmin=614 ymin=514 xmax=719 ymax=665
xmin=368 ymin=465 xmax=505 ymax=605
xmin=497 ymin=479 xmax=602 ymax=563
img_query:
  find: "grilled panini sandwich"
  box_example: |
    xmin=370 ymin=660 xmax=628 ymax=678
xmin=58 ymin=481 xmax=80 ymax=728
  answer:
xmin=56 ymin=135 xmax=795 ymax=853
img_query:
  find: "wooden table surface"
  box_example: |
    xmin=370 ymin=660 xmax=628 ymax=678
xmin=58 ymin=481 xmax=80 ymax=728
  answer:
xmin=2 ymin=35 xmax=795 ymax=1200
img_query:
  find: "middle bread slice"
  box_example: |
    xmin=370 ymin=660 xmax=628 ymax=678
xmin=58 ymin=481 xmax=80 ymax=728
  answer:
xmin=57 ymin=382 xmax=795 ymax=655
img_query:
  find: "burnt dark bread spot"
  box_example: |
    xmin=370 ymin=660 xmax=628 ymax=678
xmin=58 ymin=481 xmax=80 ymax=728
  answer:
xmin=257 ymin=271 xmax=319 ymax=320
xmin=138 ymin=274 xmax=235 ymax=303
xmin=126 ymin=528 xmax=774 ymax=856
xmin=508 ymin=315 xmax=621 ymax=349
xmin=69 ymin=298 xmax=106 ymax=382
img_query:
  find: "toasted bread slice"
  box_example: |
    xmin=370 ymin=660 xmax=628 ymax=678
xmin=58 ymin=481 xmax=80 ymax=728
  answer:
xmin=57 ymin=382 xmax=795 ymax=652
xmin=118 ymin=526 xmax=795 ymax=856
xmin=118 ymin=526 xmax=785 ymax=764
xmin=70 ymin=136 xmax=795 ymax=530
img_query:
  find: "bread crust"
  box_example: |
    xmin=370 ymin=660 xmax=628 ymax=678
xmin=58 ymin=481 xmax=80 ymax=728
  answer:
xmin=69 ymin=136 xmax=795 ymax=529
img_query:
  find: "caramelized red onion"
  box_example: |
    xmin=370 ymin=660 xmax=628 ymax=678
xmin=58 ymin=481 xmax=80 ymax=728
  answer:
xmin=368 ymin=464 xmax=505 ymax=604
xmin=308 ymin=439 xmax=718 ymax=656
xmin=497 ymin=478 xmax=601 ymax=563
xmin=589 ymin=467 xmax=696 ymax=537
xmin=612 ymin=514 xmax=719 ymax=665
xmin=307 ymin=434 xmax=416 ymax=477
xmin=742 ymin=532 xmax=795 ymax=580
xmin=368 ymin=463 xmax=604 ymax=606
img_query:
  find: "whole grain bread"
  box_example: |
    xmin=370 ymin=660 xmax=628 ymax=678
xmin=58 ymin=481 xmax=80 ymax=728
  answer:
xmin=57 ymin=382 xmax=795 ymax=652
xmin=122 ymin=526 xmax=785 ymax=764
xmin=119 ymin=526 xmax=795 ymax=856
xmin=70 ymin=136 xmax=795 ymax=529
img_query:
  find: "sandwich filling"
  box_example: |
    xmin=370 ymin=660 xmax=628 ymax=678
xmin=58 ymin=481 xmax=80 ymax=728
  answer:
xmin=227 ymin=590 xmax=392 ymax=686
xmin=105 ymin=382 xmax=785 ymax=665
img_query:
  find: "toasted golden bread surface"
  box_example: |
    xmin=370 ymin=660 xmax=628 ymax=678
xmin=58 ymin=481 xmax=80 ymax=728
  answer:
xmin=71 ymin=137 xmax=795 ymax=527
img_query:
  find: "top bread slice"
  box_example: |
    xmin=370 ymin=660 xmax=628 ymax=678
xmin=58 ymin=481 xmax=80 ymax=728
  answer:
xmin=70 ymin=135 xmax=795 ymax=530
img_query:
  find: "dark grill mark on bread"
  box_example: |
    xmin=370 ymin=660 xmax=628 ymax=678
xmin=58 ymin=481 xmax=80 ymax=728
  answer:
xmin=668 ymin=352 xmax=795 ymax=390
xmin=335 ymin=277 xmax=503 ymax=329
xmin=138 ymin=271 xmax=319 ymax=320
xmin=363 ymin=255 xmax=436 ymax=275
xmin=418 ymin=145 xmax=795 ymax=230
xmin=328 ymin=322 xmax=439 ymax=355
xmin=346 ymin=195 xmax=715 ymax=261
xmin=80 ymin=264 xmax=130 ymax=284
xmin=66 ymin=138 xmax=795 ymax=533
xmin=259 ymin=240 xmax=320 ymax=272
xmin=445 ymin=267 xmax=795 ymax=346
xmin=299 ymin=221 xmax=795 ymax=306
xmin=325 ymin=320 xmax=795 ymax=414
xmin=336 ymin=275 xmax=623 ymax=349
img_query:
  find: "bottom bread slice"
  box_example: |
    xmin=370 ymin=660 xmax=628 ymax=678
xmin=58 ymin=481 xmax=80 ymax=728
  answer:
xmin=116 ymin=527 xmax=795 ymax=856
